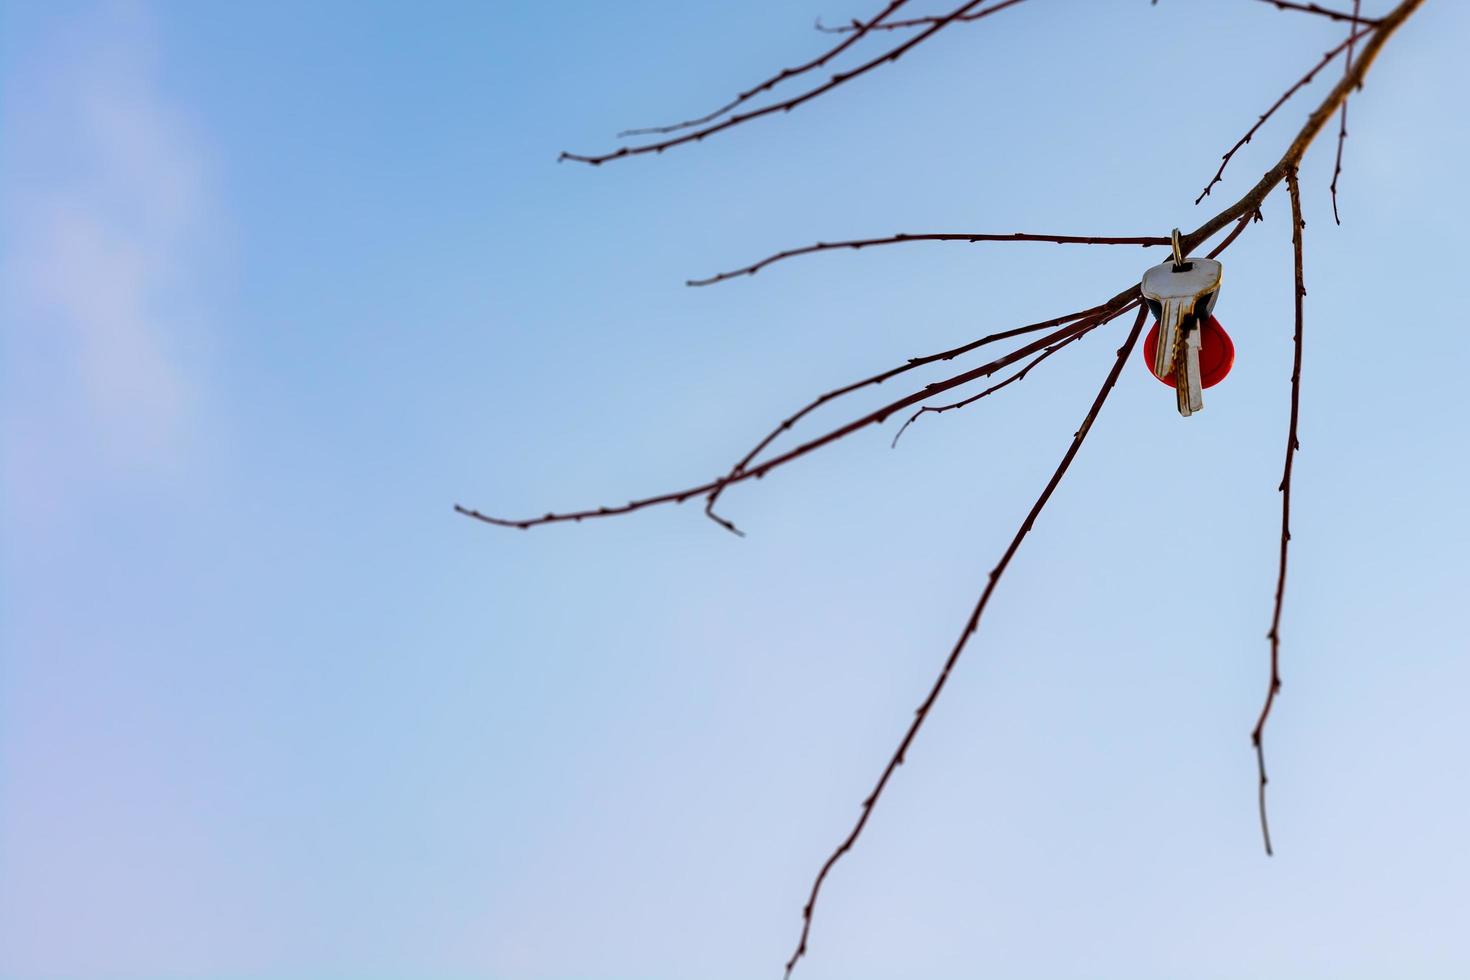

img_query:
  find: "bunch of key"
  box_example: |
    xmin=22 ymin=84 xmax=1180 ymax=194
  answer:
xmin=1141 ymin=229 xmax=1222 ymax=417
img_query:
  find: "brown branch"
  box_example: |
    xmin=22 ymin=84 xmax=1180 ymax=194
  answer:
xmin=1329 ymin=0 xmax=1363 ymax=224
xmin=457 ymin=192 xmax=1296 ymax=535
xmin=1178 ymin=0 xmax=1430 ymax=851
xmin=1256 ymin=0 xmax=1380 ymax=24
xmin=452 ymin=9 xmax=1428 ymax=980
xmin=700 ymin=204 xmax=1254 ymax=532
xmin=1176 ymin=0 xmax=1422 ymax=263
xmin=889 ymin=336 xmax=1078 ymax=449
xmin=455 ymin=302 xmax=1134 ymax=531
xmin=782 ymin=305 xmax=1148 ymax=979
xmin=616 ymin=1 xmax=911 ymax=139
xmin=815 ymin=0 xmax=1028 ymax=34
xmin=462 ymin=0 xmax=1422 ymax=542
xmin=702 ymin=300 xmax=1119 ymax=536
xmin=1194 ymin=25 xmax=1375 ymax=206
xmin=889 ymin=301 xmax=1136 ymax=448
xmin=1252 ymin=167 xmax=1306 ymax=858
xmin=688 ymin=233 xmax=1168 ymax=287
xmin=560 ymin=0 xmax=1002 ymax=165
xmin=1207 ymin=209 xmax=1261 ymax=259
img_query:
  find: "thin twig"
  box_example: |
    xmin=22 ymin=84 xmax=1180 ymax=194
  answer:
xmin=782 ymin=305 xmax=1148 ymax=979
xmin=702 ymin=300 xmax=1120 ymax=535
xmin=1256 ymin=0 xmax=1380 ymax=24
xmin=889 ymin=338 xmax=1077 ymax=449
xmin=1329 ymin=0 xmax=1363 ymax=223
xmin=1207 ymin=210 xmax=1262 ymax=259
xmin=616 ymin=1 xmax=910 ymax=139
xmin=456 ymin=310 xmax=1121 ymax=530
xmin=815 ymin=0 xmax=1028 ymax=33
xmin=560 ymin=0 xmax=1002 ymax=165
xmin=688 ymin=233 xmax=1168 ymax=287
xmin=1176 ymin=0 xmax=1422 ymax=262
xmin=890 ymin=302 xmax=1136 ymax=447
xmin=1253 ymin=167 xmax=1306 ymax=858
xmin=1195 ymin=25 xmax=1375 ymax=205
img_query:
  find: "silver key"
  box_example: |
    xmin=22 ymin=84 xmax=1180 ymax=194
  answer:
xmin=1142 ymin=229 xmax=1221 ymax=417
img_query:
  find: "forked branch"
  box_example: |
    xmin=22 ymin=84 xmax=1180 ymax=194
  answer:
xmin=560 ymin=0 xmax=1017 ymax=165
xmin=465 ymin=1 xmax=1429 ymax=974
xmin=815 ymin=0 xmax=1028 ymax=34
xmin=702 ymin=299 xmax=1121 ymax=535
xmin=1256 ymin=0 xmax=1380 ymax=25
xmin=1196 ymin=25 xmax=1375 ymax=205
xmin=616 ymin=0 xmax=911 ymax=139
xmin=782 ymin=305 xmax=1148 ymax=978
xmin=456 ymin=307 xmax=1123 ymax=531
xmin=889 ymin=301 xmax=1135 ymax=448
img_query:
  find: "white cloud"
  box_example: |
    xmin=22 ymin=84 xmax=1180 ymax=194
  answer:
xmin=2 ymin=3 xmax=216 ymax=514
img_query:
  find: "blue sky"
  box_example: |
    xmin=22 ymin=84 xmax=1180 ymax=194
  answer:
xmin=2 ymin=2 xmax=1467 ymax=978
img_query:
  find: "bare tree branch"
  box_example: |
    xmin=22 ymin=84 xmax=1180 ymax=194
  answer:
xmin=1177 ymin=0 xmax=1421 ymax=263
xmin=1253 ymin=166 xmax=1306 ymax=858
xmin=560 ymin=0 xmax=1010 ymax=165
xmin=455 ymin=307 xmax=1125 ymax=530
xmin=702 ymin=301 xmax=1118 ymax=535
xmin=1329 ymin=0 xmax=1364 ymax=223
xmin=816 ymin=0 xmax=1028 ymax=34
xmin=782 ymin=305 xmax=1148 ymax=979
xmin=616 ymin=1 xmax=911 ymax=139
xmin=889 ymin=302 xmax=1135 ymax=448
xmin=688 ymin=233 xmax=1168 ymax=287
xmin=1207 ymin=210 xmax=1262 ymax=259
xmin=700 ymin=207 xmax=1253 ymax=534
xmin=1195 ymin=25 xmax=1374 ymax=205
xmin=1256 ymin=0 xmax=1380 ymax=24
xmin=462 ymin=5 xmax=1430 ymax=973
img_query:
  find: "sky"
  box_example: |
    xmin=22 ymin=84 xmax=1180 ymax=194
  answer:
xmin=2 ymin=2 xmax=1467 ymax=978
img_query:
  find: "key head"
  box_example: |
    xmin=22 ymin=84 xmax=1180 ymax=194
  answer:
xmin=1141 ymin=257 xmax=1222 ymax=307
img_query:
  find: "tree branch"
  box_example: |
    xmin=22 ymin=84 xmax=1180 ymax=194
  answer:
xmin=1176 ymin=0 xmax=1423 ymax=261
xmin=782 ymin=305 xmax=1148 ymax=979
xmin=560 ymin=0 xmax=1008 ymax=165
xmin=1253 ymin=166 xmax=1306 ymax=858
xmin=1329 ymin=0 xmax=1363 ymax=223
xmin=702 ymin=300 xmax=1118 ymax=536
xmin=1256 ymin=0 xmax=1379 ymax=25
xmin=889 ymin=302 xmax=1134 ymax=448
xmin=616 ymin=1 xmax=911 ymax=139
xmin=1195 ymin=25 xmax=1375 ymax=205
xmin=460 ymin=9 xmax=1430 ymax=965
xmin=455 ymin=306 xmax=1127 ymax=530
xmin=1207 ymin=209 xmax=1262 ymax=259
xmin=815 ymin=0 xmax=1028 ymax=34
xmin=688 ymin=233 xmax=1168 ymax=288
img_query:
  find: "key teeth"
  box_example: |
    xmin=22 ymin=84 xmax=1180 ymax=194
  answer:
xmin=1176 ymin=378 xmax=1195 ymax=416
xmin=1185 ymin=335 xmax=1204 ymax=415
xmin=1173 ymin=323 xmax=1205 ymax=417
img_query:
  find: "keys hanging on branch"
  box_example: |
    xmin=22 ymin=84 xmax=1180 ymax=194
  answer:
xmin=1140 ymin=229 xmax=1234 ymax=416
